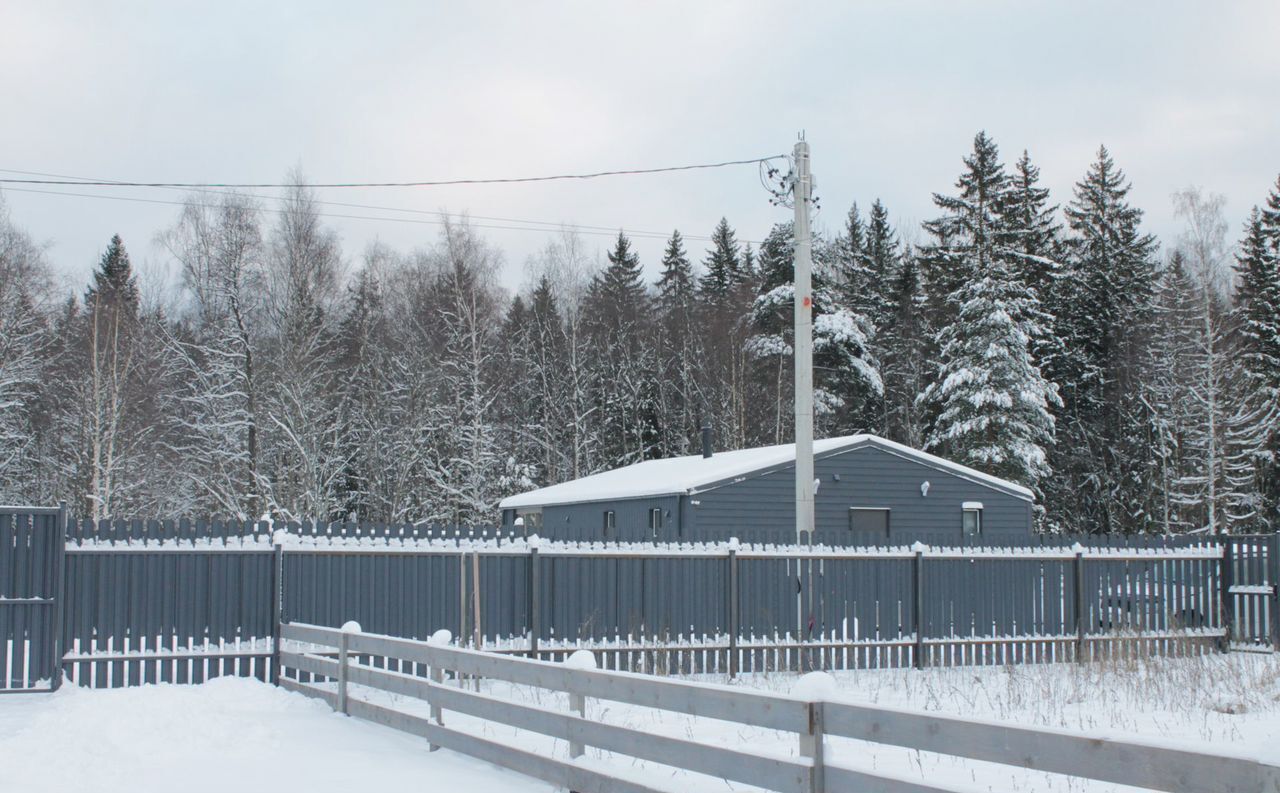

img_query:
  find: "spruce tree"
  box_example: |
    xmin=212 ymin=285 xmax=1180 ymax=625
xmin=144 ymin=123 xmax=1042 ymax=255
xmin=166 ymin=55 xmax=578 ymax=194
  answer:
xmin=699 ymin=218 xmax=741 ymax=302
xmin=746 ymin=223 xmax=880 ymax=440
xmin=1235 ymin=205 xmax=1280 ymax=408
xmin=1058 ymin=146 xmax=1160 ymax=533
xmin=920 ymin=132 xmax=1011 ymax=331
xmin=865 ymin=199 xmax=900 ymax=323
xmin=1228 ymin=203 xmax=1280 ymax=528
xmin=880 ymin=251 xmax=928 ymax=447
xmin=593 ymin=231 xmax=647 ymax=322
xmin=1061 ymin=147 xmax=1159 ymax=380
xmin=527 ymin=274 xmax=572 ymax=483
xmin=336 ymin=266 xmax=412 ymax=521
xmin=85 ymin=234 xmax=141 ymax=321
xmin=653 ymin=230 xmax=701 ymax=456
xmin=585 ymin=231 xmax=658 ymax=466
xmin=691 ymin=219 xmax=756 ymax=452
xmin=833 ymin=203 xmax=873 ymax=317
xmin=740 ymin=244 xmax=756 ymax=284
xmin=919 ymin=133 xmax=1063 ymax=519
xmin=1004 ymin=151 xmax=1062 ymax=297
xmin=1262 ymin=174 xmax=1280 ymax=236
xmin=77 ymin=235 xmax=149 ymax=518
xmin=827 ymin=202 xmax=890 ymax=432
xmin=919 ymin=261 xmax=1059 ymax=498
xmin=529 ymin=274 xmax=564 ymax=339
xmin=656 ymin=230 xmax=694 ymax=309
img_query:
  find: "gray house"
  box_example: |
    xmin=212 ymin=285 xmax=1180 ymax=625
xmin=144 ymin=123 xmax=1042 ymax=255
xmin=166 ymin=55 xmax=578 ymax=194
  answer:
xmin=499 ymin=434 xmax=1034 ymax=545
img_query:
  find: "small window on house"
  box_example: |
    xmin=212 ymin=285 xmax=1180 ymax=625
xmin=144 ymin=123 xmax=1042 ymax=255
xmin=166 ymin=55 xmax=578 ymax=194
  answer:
xmin=602 ymin=510 xmax=616 ymax=535
xmin=848 ymin=508 xmax=890 ymax=538
xmin=962 ymin=503 xmax=983 ymax=537
xmin=648 ymin=508 xmax=663 ymax=535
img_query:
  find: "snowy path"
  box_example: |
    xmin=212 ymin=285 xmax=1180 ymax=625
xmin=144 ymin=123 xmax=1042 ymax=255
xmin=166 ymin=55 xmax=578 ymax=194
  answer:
xmin=0 ymin=677 xmax=547 ymax=793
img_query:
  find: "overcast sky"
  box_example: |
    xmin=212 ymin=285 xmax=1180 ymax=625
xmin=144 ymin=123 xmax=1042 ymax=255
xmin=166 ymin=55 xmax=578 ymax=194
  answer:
xmin=2 ymin=1 xmax=1278 ymax=298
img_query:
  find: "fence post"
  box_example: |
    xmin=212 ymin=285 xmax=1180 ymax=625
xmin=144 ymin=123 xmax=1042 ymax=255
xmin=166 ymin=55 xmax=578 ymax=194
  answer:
xmin=569 ymin=690 xmax=587 ymax=759
xmin=1270 ymin=530 xmax=1279 ymax=652
xmin=564 ymin=650 xmax=597 ymax=760
xmin=429 ymin=663 xmax=444 ymax=752
xmin=459 ymin=552 xmax=468 ymax=648
xmin=795 ymin=672 xmax=830 ymax=793
xmin=728 ymin=539 xmax=739 ymax=679
xmin=426 ymin=629 xmax=451 ymax=752
xmin=1220 ymin=537 xmax=1235 ymax=653
xmin=271 ymin=529 xmax=285 ymax=684
xmin=51 ymin=501 xmax=68 ymax=691
xmin=528 ymin=543 xmax=540 ymax=660
xmin=911 ymin=543 xmax=926 ymax=670
xmin=337 ymin=621 xmax=360 ymax=716
xmin=471 ymin=552 xmax=482 ymax=652
xmin=1073 ymin=544 xmax=1086 ymax=663
xmin=802 ymin=702 xmax=826 ymax=793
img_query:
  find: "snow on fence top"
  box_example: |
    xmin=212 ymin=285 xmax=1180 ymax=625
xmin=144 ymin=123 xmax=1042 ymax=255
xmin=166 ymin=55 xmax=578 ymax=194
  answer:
xmin=66 ymin=531 xmax=1226 ymax=559
xmin=498 ymin=433 xmax=1035 ymax=509
xmin=63 ymin=517 xmax=521 ymax=545
xmin=54 ymin=514 xmax=1249 ymax=558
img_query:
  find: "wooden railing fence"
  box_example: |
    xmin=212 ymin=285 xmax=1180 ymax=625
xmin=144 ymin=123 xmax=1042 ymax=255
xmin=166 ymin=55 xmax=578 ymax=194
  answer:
xmin=278 ymin=622 xmax=1280 ymax=793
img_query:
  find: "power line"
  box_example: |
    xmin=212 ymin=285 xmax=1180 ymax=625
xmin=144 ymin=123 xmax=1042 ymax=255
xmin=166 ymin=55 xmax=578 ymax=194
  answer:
xmin=3 ymin=185 xmax=755 ymax=244
xmin=0 ymin=168 xmax=720 ymax=241
xmin=0 ymin=156 xmax=785 ymax=189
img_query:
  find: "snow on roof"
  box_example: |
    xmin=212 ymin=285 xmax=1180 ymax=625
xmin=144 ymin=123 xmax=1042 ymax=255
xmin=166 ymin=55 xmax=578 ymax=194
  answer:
xmin=499 ymin=434 xmax=1033 ymax=509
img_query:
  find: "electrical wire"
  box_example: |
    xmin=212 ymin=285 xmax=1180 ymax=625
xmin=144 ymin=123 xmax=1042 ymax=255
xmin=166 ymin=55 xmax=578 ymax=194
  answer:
xmin=3 ymin=185 xmax=771 ymax=244
xmin=0 ymin=167 xmax=768 ymax=241
xmin=0 ymin=156 xmax=786 ymax=189
xmin=0 ymin=186 xmax=651 ymax=239
xmin=0 ymin=168 xmax=714 ymax=242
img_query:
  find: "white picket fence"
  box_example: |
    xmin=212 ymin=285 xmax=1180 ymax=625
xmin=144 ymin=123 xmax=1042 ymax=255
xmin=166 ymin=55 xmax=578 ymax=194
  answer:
xmin=277 ymin=622 xmax=1280 ymax=793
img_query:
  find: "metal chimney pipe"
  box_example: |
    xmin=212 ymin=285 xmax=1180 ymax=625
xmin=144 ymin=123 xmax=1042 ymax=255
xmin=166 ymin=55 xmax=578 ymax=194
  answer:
xmin=701 ymin=424 xmax=713 ymax=458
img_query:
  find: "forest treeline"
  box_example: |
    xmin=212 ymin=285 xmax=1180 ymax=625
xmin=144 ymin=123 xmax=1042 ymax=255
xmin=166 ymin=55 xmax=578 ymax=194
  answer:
xmin=1 ymin=134 xmax=1278 ymax=533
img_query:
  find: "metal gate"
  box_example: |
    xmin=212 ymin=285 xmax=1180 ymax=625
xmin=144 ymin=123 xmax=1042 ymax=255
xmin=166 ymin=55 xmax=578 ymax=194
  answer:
xmin=1224 ymin=533 xmax=1279 ymax=652
xmin=0 ymin=505 xmax=66 ymax=692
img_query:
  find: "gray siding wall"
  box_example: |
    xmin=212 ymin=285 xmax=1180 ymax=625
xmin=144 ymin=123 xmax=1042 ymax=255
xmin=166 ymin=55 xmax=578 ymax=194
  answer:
xmin=687 ymin=444 xmax=1031 ymax=544
xmin=538 ymin=495 xmax=682 ymax=543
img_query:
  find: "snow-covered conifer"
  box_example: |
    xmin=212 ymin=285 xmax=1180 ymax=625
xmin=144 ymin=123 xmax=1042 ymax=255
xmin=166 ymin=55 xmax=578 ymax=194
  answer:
xmin=1226 ymin=191 xmax=1280 ymax=528
xmin=747 ymin=223 xmax=881 ymax=441
xmin=919 ymin=263 xmax=1059 ymax=497
xmin=1057 ymin=147 xmax=1160 ymax=533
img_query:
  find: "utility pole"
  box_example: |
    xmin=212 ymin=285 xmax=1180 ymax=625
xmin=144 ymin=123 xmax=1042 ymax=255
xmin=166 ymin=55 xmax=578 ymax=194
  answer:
xmin=793 ymin=136 xmax=815 ymax=545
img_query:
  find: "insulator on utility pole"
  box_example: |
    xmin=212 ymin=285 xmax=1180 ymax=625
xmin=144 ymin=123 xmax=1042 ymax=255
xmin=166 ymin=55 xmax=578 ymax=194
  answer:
xmin=792 ymin=136 xmax=815 ymax=545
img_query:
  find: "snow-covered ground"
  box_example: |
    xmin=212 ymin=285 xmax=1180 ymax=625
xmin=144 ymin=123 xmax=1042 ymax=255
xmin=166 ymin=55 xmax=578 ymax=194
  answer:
xmin=1 ymin=652 xmax=1276 ymax=792
xmin=0 ymin=676 xmax=548 ymax=793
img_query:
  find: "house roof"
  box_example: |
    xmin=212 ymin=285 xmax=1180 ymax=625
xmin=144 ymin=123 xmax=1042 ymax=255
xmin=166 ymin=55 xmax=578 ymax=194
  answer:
xmin=499 ymin=434 xmax=1034 ymax=509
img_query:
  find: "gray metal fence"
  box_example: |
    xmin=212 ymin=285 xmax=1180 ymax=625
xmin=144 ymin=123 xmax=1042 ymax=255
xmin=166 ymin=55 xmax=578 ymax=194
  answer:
xmin=62 ymin=545 xmax=276 ymax=687
xmin=1 ymin=510 xmax=1275 ymax=689
xmin=0 ymin=506 xmax=65 ymax=692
